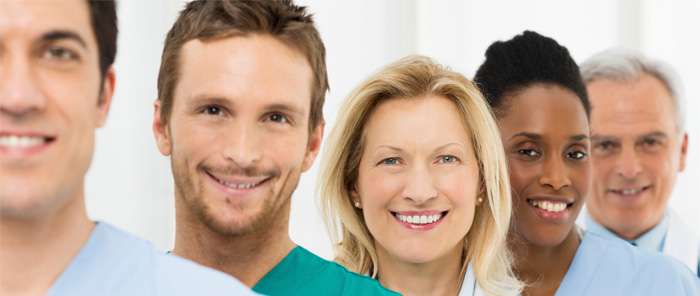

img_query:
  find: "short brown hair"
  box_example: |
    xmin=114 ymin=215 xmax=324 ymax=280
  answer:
xmin=157 ymin=0 xmax=328 ymax=129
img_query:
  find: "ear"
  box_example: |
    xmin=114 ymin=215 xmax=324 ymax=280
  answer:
xmin=678 ymin=132 xmax=688 ymax=172
xmin=350 ymin=187 xmax=362 ymax=209
xmin=153 ymin=100 xmax=172 ymax=156
xmin=476 ymin=180 xmax=486 ymax=205
xmin=96 ymin=66 xmax=116 ymax=127
xmin=302 ymin=120 xmax=325 ymax=172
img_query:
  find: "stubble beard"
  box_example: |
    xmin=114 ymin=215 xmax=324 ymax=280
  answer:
xmin=173 ymin=156 xmax=303 ymax=239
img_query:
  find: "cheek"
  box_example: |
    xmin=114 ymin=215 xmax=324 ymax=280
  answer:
xmin=358 ymin=167 xmax=404 ymax=210
xmin=592 ymin=157 xmax=613 ymax=183
xmin=571 ymin=163 xmax=592 ymax=197
xmin=507 ymin=159 xmax=537 ymax=198
xmin=267 ymin=132 xmax=308 ymax=166
xmin=435 ymin=168 xmax=479 ymax=208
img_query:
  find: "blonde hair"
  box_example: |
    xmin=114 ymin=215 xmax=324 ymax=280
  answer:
xmin=318 ymin=55 xmax=521 ymax=295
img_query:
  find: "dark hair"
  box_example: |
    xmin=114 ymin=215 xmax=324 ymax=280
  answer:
xmin=157 ymin=0 xmax=328 ymax=130
xmin=87 ymin=0 xmax=118 ymax=80
xmin=473 ymin=30 xmax=589 ymax=118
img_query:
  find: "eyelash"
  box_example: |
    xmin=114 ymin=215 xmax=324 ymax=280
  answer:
xmin=200 ymin=105 xmax=224 ymax=116
xmin=378 ymin=157 xmax=400 ymax=166
xmin=43 ymin=45 xmax=79 ymax=61
xmin=264 ymin=112 xmax=291 ymax=125
xmin=567 ymin=150 xmax=588 ymax=160
xmin=518 ymin=148 xmax=540 ymax=158
xmin=436 ymin=155 xmax=460 ymax=164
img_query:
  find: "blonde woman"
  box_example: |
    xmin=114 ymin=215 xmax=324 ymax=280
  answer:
xmin=318 ymin=56 xmax=521 ymax=296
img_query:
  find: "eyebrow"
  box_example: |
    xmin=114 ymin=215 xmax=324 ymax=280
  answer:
xmin=642 ymin=131 xmax=668 ymax=139
xmin=41 ymin=30 xmax=87 ymax=48
xmin=508 ymin=132 xmax=541 ymax=141
xmin=570 ymin=134 xmax=589 ymax=142
xmin=263 ymin=103 xmax=305 ymax=117
xmin=591 ymin=131 xmax=668 ymax=142
xmin=375 ymin=142 xmax=464 ymax=153
xmin=186 ymin=95 xmax=305 ymax=117
xmin=510 ymin=132 xmax=588 ymax=142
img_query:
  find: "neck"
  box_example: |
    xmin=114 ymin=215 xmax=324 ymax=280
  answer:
xmin=588 ymin=205 xmax=662 ymax=241
xmin=173 ymin=196 xmax=295 ymax=287
xmin=0 ymin=189 xmax=93 ymax=296
xmin=510 ymin=229 xmax=580 ymax=296
xmin=377 ymin=243 xmax=464 ymax=296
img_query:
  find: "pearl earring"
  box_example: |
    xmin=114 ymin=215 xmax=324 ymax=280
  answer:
xmin=354 ymin=201 xmax=361 ymax=208
xmin=477 ymin=197 xmax=484 ymax=204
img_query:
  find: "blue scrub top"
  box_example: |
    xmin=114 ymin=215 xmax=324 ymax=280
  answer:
xmin=47 ymin=222 xmax=256 ymax=296
xmin=557 ymin=232 xmax=699 ymax=296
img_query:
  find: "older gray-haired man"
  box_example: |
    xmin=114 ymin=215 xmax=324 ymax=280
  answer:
xmin=578 ymin=49 xmax=698 ymax=276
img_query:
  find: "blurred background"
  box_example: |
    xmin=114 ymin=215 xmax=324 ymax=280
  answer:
xmin=86 ymin=0 xmax=700 ymax=259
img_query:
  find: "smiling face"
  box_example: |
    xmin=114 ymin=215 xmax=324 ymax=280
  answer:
xmin=355 ymin=95 xmax=480 ymax=265
xmin=0 ymin=0 xmax=113 ymax=218
xmin=498 ymin=84 xmax=590 ymax=247
xmin=587 ymin=74 xmax=687 ymax=240
xmin=153 ymin=34 xmax=322 ymax=236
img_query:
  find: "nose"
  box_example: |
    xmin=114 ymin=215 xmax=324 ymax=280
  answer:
xmin=615 ymin=146 xmax=642 ymax=179
xmin=402 ymin=163 xmax=438 ymax=204
xmin=539 ymin=155 xmax=572 ymax=191
xmin=222 ymin=121 xmax=263 ymax=169
xmin=0 ymin=52 xmax=46 ymax=120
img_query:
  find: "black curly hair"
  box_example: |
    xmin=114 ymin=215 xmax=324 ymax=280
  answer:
xmin=473 ymin=30 xmax=590 ymax=118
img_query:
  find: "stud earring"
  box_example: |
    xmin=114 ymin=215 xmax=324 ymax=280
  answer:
xmin=354 ymin=201 xmax=361 ymax=208
xmin=477 ymin=197 xmax=484 ymax=204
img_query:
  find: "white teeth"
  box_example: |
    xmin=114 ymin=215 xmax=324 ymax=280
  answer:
xmin=0 ymin=135 xmax=45 ymax=148
xmin=396 ymin=213 xmax=443 ymax=225
xmin=529 ymin=200 xmax=567 ymax=213
xmin=620 ymin=188 xmax=641 ymax=195
xmin=217 ymin=179 xmax=258 ymax=190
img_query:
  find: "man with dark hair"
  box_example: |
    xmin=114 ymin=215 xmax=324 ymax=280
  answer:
xmin=0 ymin=1 xmax=253 ymax=294
xmin=152 ymin=1 xmax=396 ymax=295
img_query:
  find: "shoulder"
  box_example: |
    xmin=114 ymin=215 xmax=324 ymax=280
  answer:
xmin=260 ymin=247 xmax=398 ymax=295
xmin=155 ymin=254 xmax=256 ymax=296
xmin=584 ymin=233 xmax=699 ymax=295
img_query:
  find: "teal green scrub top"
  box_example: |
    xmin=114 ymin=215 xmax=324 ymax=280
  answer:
xmin=253 ymin=246 xmax=399 ymax=295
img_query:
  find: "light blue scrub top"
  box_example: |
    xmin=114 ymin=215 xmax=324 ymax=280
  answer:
xmin=47 ymin=222 xmax=256 ymax=296
xmin=556 ymin=232 xmax=700 ymax=295
xmin=585 ymin=211 xmax=669 ymax=253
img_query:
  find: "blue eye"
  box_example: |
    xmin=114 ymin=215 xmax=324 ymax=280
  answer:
xmin=437 ymin=155 xmax=459 ymax=164
xmin=378 ymin=157 xmax=400 ymax=166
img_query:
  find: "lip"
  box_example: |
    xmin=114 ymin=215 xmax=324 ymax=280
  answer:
xmin=203 ymin=169 xmax=271 ymax=200
xmin=606 ymin=185 xmax=652 ymax=202
xmin=525 ymin=195 xmax=575 ymax=223
xmin=0 ymin=131 xmax=57 ymax=158
xmin=390 ymin=210 xmax=449 ymax=231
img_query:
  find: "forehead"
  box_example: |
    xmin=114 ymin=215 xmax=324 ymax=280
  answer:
xmin=500 ymin=84 xmax=589 ymax=139
xmin=587 ymin=74 xmax=676 ymax=136
xmin=364 ymin=95 xmax=472 ymax=148
xmin=175 ymin=34 xmax=313 ymax=111
xmin=0 ymin=0 xmax=93 ymax=44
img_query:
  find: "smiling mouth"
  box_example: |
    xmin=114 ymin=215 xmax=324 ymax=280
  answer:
xmin=204 ymin=170 xmax=271 ymax=190
xmin=526 ymin=199 xmax=573 ymax=213
xmin=391 ymin=211 xmax=449 ymax=225
xmin=608 ymin=185 xmax=652 ymax=196
xmin=0 ymin=135 xmax=56 ymax=149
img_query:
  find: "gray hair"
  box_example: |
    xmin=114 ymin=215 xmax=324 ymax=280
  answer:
xmin=580 ymin=49 xmax=685 ymax=132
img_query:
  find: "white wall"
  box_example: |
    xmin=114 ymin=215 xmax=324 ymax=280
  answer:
xmin=86 ymin=0 xmax=699 ymax=258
